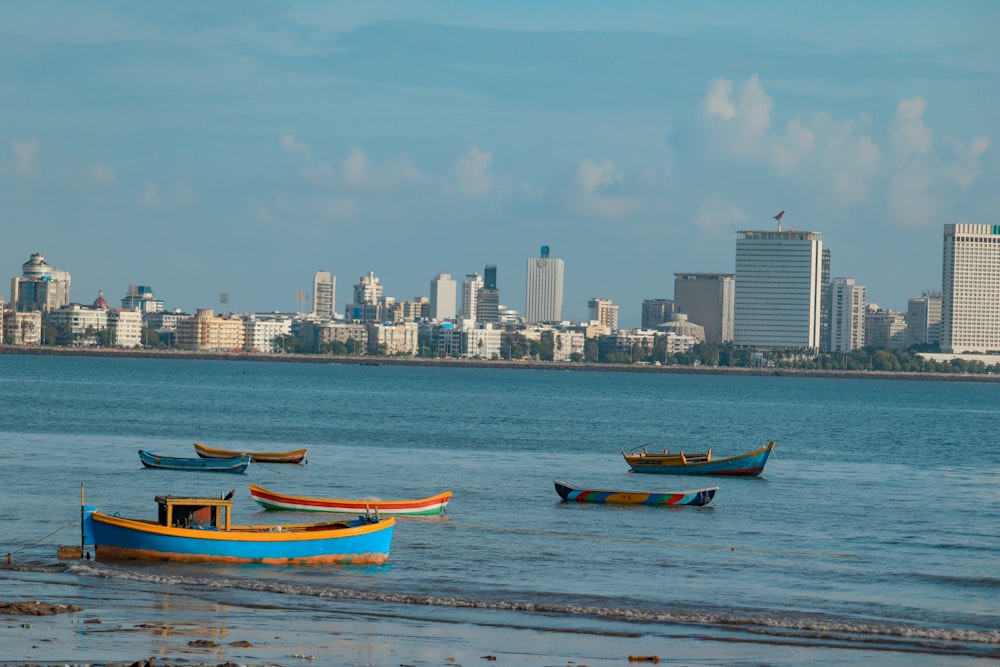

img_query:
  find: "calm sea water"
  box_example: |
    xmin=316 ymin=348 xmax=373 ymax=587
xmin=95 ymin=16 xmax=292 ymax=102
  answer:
xmin=0 ymin=355 xmax=997 ymax=665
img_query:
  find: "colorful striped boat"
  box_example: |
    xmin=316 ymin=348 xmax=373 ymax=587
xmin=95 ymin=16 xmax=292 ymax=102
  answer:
xmin=139 ymin=449 xmax=251 ymax=473
xmin=249 ymin=484 xmax=452 ymax=517
xmin=193 ymin=442 xmax=308 ymax=464
xmin=81 ymin=491 xmax=394 ymax=565
xmin=622 ymin=441 xmax=775 ymax=476
xmin=554 ymin=480 xmax=717 ymax=506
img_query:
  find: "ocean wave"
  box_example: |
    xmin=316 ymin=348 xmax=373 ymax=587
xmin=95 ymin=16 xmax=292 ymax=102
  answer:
xmin=62 ymin=561 xmax=1000 ymax=649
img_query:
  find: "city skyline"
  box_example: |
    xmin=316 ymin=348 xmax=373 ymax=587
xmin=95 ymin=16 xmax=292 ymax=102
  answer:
xmin=1 ymin=3 xmax=996 ymax=326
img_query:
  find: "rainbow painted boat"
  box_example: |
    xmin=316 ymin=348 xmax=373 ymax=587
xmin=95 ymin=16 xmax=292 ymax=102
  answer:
xmin=622 ymin=441 xmax=775 ymax=476
xmin=81 ymin=491 xmax=394 ymax=565
xmin=554 ymin=480 xmax=717 ymax=506
xmin=249 ymin=484 xmax=451 ymax=517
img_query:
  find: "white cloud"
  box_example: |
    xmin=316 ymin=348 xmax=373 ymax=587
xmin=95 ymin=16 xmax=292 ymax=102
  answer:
xmin=571 ymin=158 xmax=641 ymax=220
xmin=451 ymin=146 xmax=495 ymax=197
xmin=703 ymin=77 xmax=736 ymax=120
xmin=943 ymin=136 xmax=989 ymax=189
xmin=87 ymin=162 xmax=117 ymax=186
xmin=890 ymin=97 xmax=932 ymax=164
xmin=341 ymin=148 xmax=430 ymax=193
xmin=138 ymin=180 xmax=193 ymax=210
xmin=702 ymin=75 xmax=773 ymax=157
xmin=694 ymin=199 xmax=749 ymax=237
xmin=280 ymin=133 xmax=308 ymax=156
xmin=11 ymin=137 xmax=42 ymax=179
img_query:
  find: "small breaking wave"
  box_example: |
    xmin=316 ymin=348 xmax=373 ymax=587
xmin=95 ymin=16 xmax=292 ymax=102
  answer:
xmin=61 ymin=561 xmax=1000 ymax=654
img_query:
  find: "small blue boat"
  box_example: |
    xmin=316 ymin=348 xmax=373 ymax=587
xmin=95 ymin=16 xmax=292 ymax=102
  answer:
xmin=81 ymin=489 xmax=394 ymax=565
xmin=138 ymin=449 xmax=251 ymax=473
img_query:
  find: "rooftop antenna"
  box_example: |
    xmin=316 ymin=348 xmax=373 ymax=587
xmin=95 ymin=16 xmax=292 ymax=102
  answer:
xmin=774 ymin=210 xmax=785 ymax=232
xmin=219 ymin=292 xmax=229 ymax=316
xmin=296 ymin=290 xmax=305 ymax=316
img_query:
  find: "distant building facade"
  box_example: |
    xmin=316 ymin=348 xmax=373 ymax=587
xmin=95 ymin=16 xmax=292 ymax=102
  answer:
xmin=175 ymin=309 xmax=245 ymax=351
xmin=429 ymin=273 xmax=457 ymax=321
xmin=525 ymin=245 xmax=564 ymax=324
xmin=3 ymin=310 xmax=42 ymax=345
xmin=461 ymin=273 xmax=483 ymax=321
xmin=641 ymin=299 xmax=674 ymax=330
xmin=587 ymin=298 xmax=619 ymax=331
xmin=11 ymin=253 xmax=71 ymax=314
xmin=906 ymin=292 xmax=942 ymax=348
xmin=941 ymin=223 xmax=1000 ymax=353
xmin=865 ymin=305 xmax=907 ymax=350
xmin=734 ymin=228 xmax=824 ymax=350
xmin=673 ymin=273 xmax=734 ymax=344
xmin=121 ymin=285 xmax=164 ymax=314
xmin=312 ymin=271 xmax=336 ymax=320
xmin=828 ymin=277 xmax=867 ymax=353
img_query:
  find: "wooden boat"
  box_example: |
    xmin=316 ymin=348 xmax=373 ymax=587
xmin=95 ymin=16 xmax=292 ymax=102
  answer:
xmin=81 ymin=490 xmax=394 ymax=565
xmin=193 ymin=442 xmax=308 ymax=464
xmin=139 ymin=449 xmax=251 ymax=473
xmin=554 ymin=480 xmax=717 ymax=506
xmin=249 ymin=484 xmax=452 ymax=517
xmin=622 ymin=441 xmax=775 ymax=476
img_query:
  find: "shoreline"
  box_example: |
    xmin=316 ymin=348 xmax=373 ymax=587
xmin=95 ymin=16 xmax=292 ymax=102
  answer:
xmin=2 ymin=344 xmax=998 ymax=383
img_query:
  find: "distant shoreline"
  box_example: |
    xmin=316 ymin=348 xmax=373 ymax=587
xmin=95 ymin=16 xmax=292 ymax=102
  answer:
xmin=3 ymin=345 xmax=998 ymax=383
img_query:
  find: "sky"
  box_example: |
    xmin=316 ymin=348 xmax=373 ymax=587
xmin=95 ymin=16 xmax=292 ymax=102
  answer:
xmin=1 ymin=1 xmax=997 ymax=327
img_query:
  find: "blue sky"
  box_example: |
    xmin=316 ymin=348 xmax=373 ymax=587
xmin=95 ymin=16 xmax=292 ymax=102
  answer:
xmin=2 ymin=2 xmax=996 ymax=326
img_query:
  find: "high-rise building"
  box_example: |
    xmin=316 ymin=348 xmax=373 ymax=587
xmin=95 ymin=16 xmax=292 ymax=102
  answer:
xmin=430 ymin=273 xmax=457 ymax=321
xmin=10 ymin=253 xmax=71 ymax=313
xmin=461 ymin=273 xmax=483 ymax=321
xmin=313 ymin=271 xmax=336 ymax=320
xmin=673 ymin=273 xmax=734 ymax=344
xmin=828 ymin=277 xmax=867 ymax=353
xmin=345 ymin=272 xmax=385 ymax=322
xmin=525 ymin=245 xmax=564 ymax=324
xmin=353 ymin=271 xmax=382 ymax=305
xmin=121 ymin=285 xmax=164 ymax=314
xmin=587 ymin=298 xmax=619 ymax=331
xmin=477 ymin=265 xmax=500 ymax=323
xmin=641 ymin=299 xmax=674 ymax=330
xmin=906 ymin=292 xmax=942 ymax=348
xmin=941 ymin=224 xmax=1000 ymax=353
xmin=734 ymin=227 xmax=824 ymax=349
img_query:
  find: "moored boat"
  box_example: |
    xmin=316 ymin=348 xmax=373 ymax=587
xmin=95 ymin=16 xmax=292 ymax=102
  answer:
xmin=554 ymin=480 xmax=717 ymax=506
xmin=622 ymin=440 xmax=774 ymax=476
xmin=193 ymin=442 xmax=308 ymax=464
xmin=249 ymin=484 xmax=452 ymax=516
xmin=81 ymin=490 xmax=394 ymax=565
xmin=139 ymin=449 xmax=251 ymax=473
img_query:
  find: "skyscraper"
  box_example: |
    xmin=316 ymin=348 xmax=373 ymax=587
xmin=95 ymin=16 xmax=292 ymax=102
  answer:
xmin=734 ymin=227 xmax=824 ymax=349
xmin=828 ymin=277 xmax=867 ymax=353
xmin=312 ymin=271 xmax=336 ymax=320
xmin=673 ymin=273 xmax=734 ymax=344
xmin=430 ymin=273 xmax=457 ymax=321
xmin=460 ymin=273 xmax=483 ymax=321
xmin=477 ymin=265 xmax=500 ymax=323
xmin=906 ymin=292 xmax=942 ymax=348
xmin=941 ymin=223 xmax=1000 ymax=353
xmin=641 ymin=299 xmax=674 ymax=329
xmin=525 ymin=245 xmax=564 ymax=324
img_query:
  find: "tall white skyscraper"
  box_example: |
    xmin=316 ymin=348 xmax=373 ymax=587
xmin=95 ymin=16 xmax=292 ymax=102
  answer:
xmin=673 ymin=273 xmax=734 ymax=344
xmin=734 ymin=228 xmax=824 ymax=349
xmin=828 ymin=277 xmax=867 ymax=353
xmin=312 ymin=271 xmax=336 ymax=319
xmin=941 ymin=223 xmax=1000 ymax=353
xmin=429 ymin=273 xmax=456 ymax=321
xmin=460 ymin=273 xmax=483 ymax=321
xmin=525 ymin=245 xmax=564 ymax=324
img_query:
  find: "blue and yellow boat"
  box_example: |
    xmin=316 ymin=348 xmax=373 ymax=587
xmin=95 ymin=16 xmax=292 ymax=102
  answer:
xmin=81 ymin=491 xmax=394 ymax=565
xmin=554 ymin=480 xmax=717 ymax=506
xmin=622 ymin=440 xmax=775 ymax=476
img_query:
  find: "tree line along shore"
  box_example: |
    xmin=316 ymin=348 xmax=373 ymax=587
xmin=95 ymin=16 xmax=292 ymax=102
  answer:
xmin=3 ymin=345 xmax=998 ymax=383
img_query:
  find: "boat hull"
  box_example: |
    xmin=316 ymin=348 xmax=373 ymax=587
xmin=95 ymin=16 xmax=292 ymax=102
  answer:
xmin=622 ymin=441 xmax=774 ymax=476
xmin=139 ymin=450 xmax=250 ymax=473
xmin=249 ymin=484 xmax=451 ymax=516
xmin=194 ymin=442 xmax=307 ymax=464
xmin=554 ymin=481 xmax=717 ymax=506
xmin=85 ymin=510 xmax=394 ymax=565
